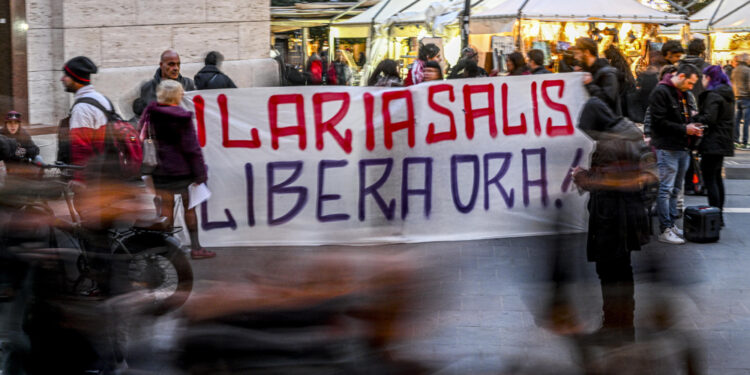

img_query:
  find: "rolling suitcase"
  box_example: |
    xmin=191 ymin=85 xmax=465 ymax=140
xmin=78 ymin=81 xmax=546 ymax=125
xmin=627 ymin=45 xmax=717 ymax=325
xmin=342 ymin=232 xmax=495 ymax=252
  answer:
xmin=684 ymin=205 xmax=721 ymax=243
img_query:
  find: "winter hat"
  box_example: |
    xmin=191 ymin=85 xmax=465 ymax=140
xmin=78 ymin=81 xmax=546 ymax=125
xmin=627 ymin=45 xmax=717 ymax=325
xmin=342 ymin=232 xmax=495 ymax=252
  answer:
xmin=5 ymin=111 xmax=21 ymax=121
xmin=63 ymin=56 xmax=98 ymax=85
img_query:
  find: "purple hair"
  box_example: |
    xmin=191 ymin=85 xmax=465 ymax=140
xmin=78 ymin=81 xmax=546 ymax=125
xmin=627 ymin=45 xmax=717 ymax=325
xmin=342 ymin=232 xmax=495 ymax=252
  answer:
xmin=703 ymin=65 xmax=731 ymax=91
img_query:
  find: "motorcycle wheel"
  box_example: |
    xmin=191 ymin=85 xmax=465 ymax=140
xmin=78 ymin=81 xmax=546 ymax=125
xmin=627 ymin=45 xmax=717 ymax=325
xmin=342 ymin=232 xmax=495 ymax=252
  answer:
xmin=126 ymin=244 xmax=193 ymax=315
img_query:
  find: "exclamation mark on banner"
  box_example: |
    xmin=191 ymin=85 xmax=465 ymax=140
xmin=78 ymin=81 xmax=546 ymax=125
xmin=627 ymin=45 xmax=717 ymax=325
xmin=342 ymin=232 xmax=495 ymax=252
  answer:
xmin=555 ymin=147 xmax=584 ymax=208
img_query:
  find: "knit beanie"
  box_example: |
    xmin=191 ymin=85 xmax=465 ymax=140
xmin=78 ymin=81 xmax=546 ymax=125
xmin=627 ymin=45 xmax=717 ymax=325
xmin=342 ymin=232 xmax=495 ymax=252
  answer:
xmin=63 ymin=56 xmax=98 ymax=85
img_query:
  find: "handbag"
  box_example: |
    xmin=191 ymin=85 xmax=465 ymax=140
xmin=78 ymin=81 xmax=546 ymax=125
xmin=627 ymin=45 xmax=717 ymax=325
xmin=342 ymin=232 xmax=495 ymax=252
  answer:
xmin=141 ymin=120 xmax=158 ymax=174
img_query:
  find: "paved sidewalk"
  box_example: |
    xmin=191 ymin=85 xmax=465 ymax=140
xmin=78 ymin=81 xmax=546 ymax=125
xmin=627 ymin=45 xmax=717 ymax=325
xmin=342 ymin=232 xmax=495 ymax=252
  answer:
xmin=154 ymin=178 xmax=749 ymax=374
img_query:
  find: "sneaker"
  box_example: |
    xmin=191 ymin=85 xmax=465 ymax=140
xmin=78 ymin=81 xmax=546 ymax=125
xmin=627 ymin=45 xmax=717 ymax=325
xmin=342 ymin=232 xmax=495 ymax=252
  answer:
xmin=658 ymin=228 xmax=685 ymax=244
xmin=671 ymin=226 xmax=684 ymax=238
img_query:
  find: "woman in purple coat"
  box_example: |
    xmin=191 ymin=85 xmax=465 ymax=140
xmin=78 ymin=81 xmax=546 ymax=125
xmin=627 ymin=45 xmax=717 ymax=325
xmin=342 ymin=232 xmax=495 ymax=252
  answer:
xmin=140 ymin=80 xmax=215 ymax=259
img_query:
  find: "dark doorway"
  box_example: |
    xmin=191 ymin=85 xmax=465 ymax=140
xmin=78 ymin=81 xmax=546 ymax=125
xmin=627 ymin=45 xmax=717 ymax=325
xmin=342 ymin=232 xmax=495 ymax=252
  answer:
xmin=0 ymin=0 xmax=27 ymax=125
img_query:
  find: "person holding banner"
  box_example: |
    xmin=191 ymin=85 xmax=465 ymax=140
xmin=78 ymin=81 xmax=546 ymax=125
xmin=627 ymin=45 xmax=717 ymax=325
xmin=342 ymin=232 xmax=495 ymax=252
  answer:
xmin=140 ymin=80 xmax=215 ymax=260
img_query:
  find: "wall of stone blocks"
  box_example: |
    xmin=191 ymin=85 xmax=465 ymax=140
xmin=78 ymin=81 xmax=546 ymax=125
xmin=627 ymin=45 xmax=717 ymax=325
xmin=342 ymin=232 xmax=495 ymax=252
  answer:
xmin=25 ymin=0 xmax=271 ymax=126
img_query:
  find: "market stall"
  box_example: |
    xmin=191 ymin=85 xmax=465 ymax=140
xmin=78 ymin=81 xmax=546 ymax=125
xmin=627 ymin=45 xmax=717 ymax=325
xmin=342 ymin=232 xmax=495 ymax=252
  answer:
xmin=470 ymin=0 xmax=687 ymax=72
xmin=662 ymin=0 xmax=750 ymax=65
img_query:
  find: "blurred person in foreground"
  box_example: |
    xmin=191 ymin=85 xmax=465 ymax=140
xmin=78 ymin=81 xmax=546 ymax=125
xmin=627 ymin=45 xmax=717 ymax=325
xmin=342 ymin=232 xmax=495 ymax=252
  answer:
xmin=733 ymin=53 xmax=750 ymax=148
xmin=650 ymin=63 xmax=703 ymax=244
xmin=194 ymin=50 xmax=237 ymax=90
xmin=368 ymin=59 xmax=402 ymax=87
xmin=573 ymin=96 xmax=652 ymax=342
xmin=694 ymin=66 xmax=735 ymax=225
xmin=139 ymin=80 xmax=214 ymax=259
xmin=421 ymin=61 xmax=443 ymax=82
xmin=404 ymin=43 xmax=441 ymax=86
xmin=175 ymin=251 xmax=442 ymax=374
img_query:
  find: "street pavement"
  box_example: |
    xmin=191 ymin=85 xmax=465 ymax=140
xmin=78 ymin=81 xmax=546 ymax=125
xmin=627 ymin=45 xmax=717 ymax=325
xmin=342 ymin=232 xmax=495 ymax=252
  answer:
xmin=4 ymin=138 xmax=749 ymax=374
xmin=115 ymin=154 xmax=750 ymax=374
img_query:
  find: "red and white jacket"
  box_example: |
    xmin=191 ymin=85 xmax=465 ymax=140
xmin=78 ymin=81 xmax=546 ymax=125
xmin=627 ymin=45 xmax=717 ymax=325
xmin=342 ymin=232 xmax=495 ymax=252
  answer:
xmin=69 ymin=85 xmax=111 ymax=178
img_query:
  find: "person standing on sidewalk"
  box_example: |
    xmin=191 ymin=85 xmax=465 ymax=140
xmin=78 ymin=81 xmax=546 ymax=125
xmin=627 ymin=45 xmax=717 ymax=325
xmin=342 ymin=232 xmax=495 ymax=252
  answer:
xmin=732 ymin=53 xmax=750 ymax=148
xmin=132 ymin=49 xmax=196 ymax=118
xmin=140 ymin=80 xmax=215 ymax=260
xmin=574 ymin=37 xmax=621 ymax=115
xmin=527 ymin=49 xmax=551 ymax=75
xmin=194 ymin=51 xmax=237 ymax=90
xmin=650 ymin=63 xmax=704 ymax=244
xmin=695 ymin=66 xmax=735 ymax=225
xmin=661 ymin=40 xmax=685 ymax=66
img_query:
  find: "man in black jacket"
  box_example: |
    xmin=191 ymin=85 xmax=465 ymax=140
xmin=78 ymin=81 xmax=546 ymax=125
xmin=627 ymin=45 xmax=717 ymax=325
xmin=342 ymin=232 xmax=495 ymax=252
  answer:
xmin=132 ymin=49 xmax=196 ymax=118
xmin=650 ymin=63 xmax=704 ymax=244
xmin=574 ymin=38 xmax=620 ymax=115
xmin=527 ymin=49 xmax=551 ymax=75
xmin=194 ymin=51 xmax=237 ymax=90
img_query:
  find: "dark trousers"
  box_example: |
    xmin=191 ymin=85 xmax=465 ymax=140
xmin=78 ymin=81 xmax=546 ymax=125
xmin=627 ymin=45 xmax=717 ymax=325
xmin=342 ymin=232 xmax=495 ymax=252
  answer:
xmin=595 ymin=254 xmax=635 ymax=341
xmin=700 ymin=154 xmax=725 ymax=210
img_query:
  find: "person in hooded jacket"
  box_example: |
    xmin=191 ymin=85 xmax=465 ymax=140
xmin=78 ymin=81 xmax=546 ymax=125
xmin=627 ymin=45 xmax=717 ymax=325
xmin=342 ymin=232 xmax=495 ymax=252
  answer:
xmin=680 ymin=39 xmax=710 ymax=102
xmin=133 ymin=50 xmax=196 ymax=118
xmin=140 ymin=80 xmax=214 ymax=260
xmin=574 ymin=38 xmax=621 ymax=115
xmin=694 ymin=65 xmax=735 ymax=224
xmin=194 ymin=51 xmax=237 ymax=90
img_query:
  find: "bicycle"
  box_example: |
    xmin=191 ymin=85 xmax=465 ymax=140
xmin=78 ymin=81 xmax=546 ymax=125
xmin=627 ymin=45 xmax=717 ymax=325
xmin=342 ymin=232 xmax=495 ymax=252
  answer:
xmin=1 ymin=161 xmax=193 ymax=315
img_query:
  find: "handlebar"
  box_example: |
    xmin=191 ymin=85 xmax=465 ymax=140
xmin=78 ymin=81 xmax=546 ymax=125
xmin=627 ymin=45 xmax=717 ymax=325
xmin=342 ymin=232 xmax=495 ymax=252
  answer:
xmin=26 ymin=160 xmax=84 ymax=171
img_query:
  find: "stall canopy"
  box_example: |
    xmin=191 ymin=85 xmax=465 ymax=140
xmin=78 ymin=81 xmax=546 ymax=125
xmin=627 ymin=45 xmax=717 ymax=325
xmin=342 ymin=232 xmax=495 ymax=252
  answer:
xmin=471 ymin=0 xmax=688 ymax=34
xmin=663 ymin=0 xmax=750 ymax=33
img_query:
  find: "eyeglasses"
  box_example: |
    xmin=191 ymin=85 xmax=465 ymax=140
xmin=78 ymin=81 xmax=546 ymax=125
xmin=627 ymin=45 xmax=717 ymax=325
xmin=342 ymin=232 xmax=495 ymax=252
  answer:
xmin=6 ymin=113 xmax=20 ymax=120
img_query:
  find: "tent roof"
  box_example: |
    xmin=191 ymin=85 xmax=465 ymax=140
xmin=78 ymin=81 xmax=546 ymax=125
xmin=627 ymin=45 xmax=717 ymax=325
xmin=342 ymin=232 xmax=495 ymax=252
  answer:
xmin=337 ymin=0 xmax=507 ymax=26
xmin=336 ymin=0 xmax=419 ymax=25
xmin=664 ymin=0 xmax=750 ymax=33
xmin=472 ymin=0 xmax=687 ymax=24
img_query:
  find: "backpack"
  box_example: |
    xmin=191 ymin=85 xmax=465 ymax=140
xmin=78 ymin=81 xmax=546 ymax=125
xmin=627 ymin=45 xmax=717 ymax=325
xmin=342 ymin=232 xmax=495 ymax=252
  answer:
xmin=74 ymin=97 xmax=143 ymax=180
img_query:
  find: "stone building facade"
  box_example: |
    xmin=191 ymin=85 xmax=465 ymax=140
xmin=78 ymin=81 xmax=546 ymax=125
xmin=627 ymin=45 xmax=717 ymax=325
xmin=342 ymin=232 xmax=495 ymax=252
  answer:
xmin=25 ymin=0 xmax=275 ymax=125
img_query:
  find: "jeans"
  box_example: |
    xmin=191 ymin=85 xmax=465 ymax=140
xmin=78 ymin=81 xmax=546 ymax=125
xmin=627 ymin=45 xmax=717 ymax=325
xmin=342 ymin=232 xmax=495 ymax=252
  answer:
xmin=656 ymin=149 xmax=690 ymax=231
xmin=736 ymin=98 xmax=750 ymax=144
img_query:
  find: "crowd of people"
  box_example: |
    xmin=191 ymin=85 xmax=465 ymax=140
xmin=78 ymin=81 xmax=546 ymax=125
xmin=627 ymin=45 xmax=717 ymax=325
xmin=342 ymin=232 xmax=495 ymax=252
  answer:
xmin=0 ymin=34 xmax=746 ymax=372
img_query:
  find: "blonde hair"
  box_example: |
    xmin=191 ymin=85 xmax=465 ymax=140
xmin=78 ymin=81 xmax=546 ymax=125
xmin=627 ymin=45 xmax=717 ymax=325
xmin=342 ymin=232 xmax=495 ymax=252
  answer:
xmin=156 ymin=80 xmax=184 ymax=105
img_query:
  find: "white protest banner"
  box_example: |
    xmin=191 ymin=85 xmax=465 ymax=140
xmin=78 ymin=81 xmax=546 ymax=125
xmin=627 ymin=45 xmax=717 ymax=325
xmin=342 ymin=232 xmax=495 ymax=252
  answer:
xmin=182 ymin=73 xmax=593 ymax=246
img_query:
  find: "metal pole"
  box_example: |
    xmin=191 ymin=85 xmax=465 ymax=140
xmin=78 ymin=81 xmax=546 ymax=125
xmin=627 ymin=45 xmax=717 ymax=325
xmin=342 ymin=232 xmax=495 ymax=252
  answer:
xmin=462 ymin=0 xmax=471 ymax=50
xmin=302 ymin=27 xmax=309 ymax=67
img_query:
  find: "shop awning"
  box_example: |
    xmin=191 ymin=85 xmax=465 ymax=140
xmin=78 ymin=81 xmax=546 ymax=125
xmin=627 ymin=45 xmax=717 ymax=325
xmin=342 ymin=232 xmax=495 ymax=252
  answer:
xmin=336 ymin=0 xmax=422 ymax=26
xmin=663 ymin=0 xmax=750 ymax=33
xmin=471 ymin=0 xmax=687 ymax=34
